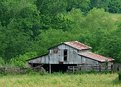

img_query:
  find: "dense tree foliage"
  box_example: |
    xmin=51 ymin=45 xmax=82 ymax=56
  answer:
xmin=0 ymin=0 xmax=121 ymax=67
xmin=90 ymin=0 xmax=121 ymax=13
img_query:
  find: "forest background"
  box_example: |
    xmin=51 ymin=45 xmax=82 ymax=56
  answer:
xmin=0 ymin=0 xmax=121 ymax=67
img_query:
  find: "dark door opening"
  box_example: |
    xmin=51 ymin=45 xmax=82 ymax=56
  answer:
xmin=64 ymin=49 xmax=67 ymax=61
xmin=43 ymin=64 xmax=68 ymax=72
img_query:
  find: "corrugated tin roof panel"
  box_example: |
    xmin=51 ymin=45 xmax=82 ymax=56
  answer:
xmin=64 ymin=41 xmax=91 ymax=50
xmin=78 ymin=52 xmax=114 ymax=62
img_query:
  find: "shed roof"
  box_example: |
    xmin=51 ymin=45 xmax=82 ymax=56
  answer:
xmin=78 ymin=52 xmax=114 ymax=62
xmin=64 ymin=41 xmax=92 ymax=50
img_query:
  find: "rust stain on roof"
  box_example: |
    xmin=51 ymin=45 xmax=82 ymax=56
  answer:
xmin=64 ymin=41 xmax=92 ymax=50
xmin=78 ymin=52 xmax=114 ymax=62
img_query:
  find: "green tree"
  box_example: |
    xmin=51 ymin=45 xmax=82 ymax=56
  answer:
xmin=2 ymin=28 xmax=31 ymax=61
xmin=90 ymin=0 xmax=110 ymax=11
xmin=99 ymin=29 xmax=121 ymax=63
xmin=0 ymin=23 xmax=7 ymax=57
xmin=66 ymin=0 xmax=91 ymax=12
xmin=108 ymin=0 xmax=121 ymax=13
xmin=79 ymin=8 xmax=116 ymax=52
xmin=10 ymin=52 xmax=37 ymax=67
xmin=0 ymin=0 xmax=40 ymax=61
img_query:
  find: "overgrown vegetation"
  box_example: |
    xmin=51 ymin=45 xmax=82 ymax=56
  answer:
xmin=0 ymin=0 xmax=121 ymax=67
xmin=0 ymin=73 xmax=120 ymax=87
xmin=119 ymin=72 xmax=121 ymax=80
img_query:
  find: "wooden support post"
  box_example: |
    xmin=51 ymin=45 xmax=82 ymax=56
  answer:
xmin=49 ymin=64 xmax=51 ymax=74
xmin=99 ymin=65 xmax=101 ymax=72
xmin=73 ymin=66 xmax=74 ymax=73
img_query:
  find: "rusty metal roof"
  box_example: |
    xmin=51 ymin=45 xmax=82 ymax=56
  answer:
xmin=78 ymin=52 xmax=114 ymax=62
xmin=64 ymin=41 xmax=92 ymax=50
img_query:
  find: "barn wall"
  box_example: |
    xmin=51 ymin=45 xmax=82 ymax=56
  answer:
xmin=81 ymin=56 xmax=99 ymax=65
xmin=28 ymin=55 xmax=48 ymax=64
xmin=49 ymin=44 xmax=81 ymax=64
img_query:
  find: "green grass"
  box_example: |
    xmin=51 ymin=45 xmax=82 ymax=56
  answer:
xmin=0 ymin=73 xmax=120 ymax=87
xmin=110 ymin=13 xmax=121 ymax=22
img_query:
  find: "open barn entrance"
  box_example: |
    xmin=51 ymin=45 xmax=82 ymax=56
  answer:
xmin=43 ymin=64 xmax=77 ymax=73
xmin=29 ymin=63 xmax=78 ymax=73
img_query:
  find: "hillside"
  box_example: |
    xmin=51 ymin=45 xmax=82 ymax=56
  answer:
xmin=0 ymin=0 xmax=121 ymax=67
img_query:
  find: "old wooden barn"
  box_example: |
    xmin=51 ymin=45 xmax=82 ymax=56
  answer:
xmin=27 ymin=41 xmax=114 ymax=73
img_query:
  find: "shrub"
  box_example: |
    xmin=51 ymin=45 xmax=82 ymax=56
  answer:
xmin=119 ymin=72 xmax=121 ymax=80
xmin=0 ymin=57 xmax=5 ymax=66
xmin=10 ymin=52 xmax=37 ymax=67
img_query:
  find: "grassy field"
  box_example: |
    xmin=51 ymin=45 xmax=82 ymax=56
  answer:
xmin=0 ymin=73 xmax=120 ymax=87
xmin=110 ymin=13 xmax=121 ymax=22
